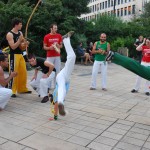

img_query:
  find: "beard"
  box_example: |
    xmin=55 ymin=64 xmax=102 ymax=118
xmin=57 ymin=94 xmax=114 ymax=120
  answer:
xmin=100 ymin=39 xmax=106 ymax=42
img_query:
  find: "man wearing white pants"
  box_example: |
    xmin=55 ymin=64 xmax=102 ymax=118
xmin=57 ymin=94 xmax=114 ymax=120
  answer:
xmin=0 ymin=54 xmax=17 ymax=110
xmin=50 ymin=31 xmax=75 ymax=118
xmin=90 ymin=33 xmax=110 ymax=91
xmin=28 ymin=55 xmax=56 ymax=103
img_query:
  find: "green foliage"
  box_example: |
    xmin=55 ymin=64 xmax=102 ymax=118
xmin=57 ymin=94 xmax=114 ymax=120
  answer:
xmin=0 ymin=0 xmax=89 ymax=58
xmin=111 ymin=38 xmax=125 ymax=51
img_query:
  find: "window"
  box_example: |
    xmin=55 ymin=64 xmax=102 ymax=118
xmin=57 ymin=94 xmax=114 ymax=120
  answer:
xmin=121 ymin=8 xmax=123 ymax=16
xmin=121 ymin=0 xmax=123 ymax=4
xmin=117 ymin=9 xmax=120 ymax=16
xmin=100 ymin=3 xmax=101 ymax=10
xmin=97 ymin=4 xmax=99 ymax=11
xmin=132 ymin=5 xmax=135 ymax=14
xmin=102 ymin=2 xmax=104 ymax=9
xmin=108 ymin=0 xmax=110 ymax=7
xmin=128 ymin=6 xmax=131 ymax=15
xmin=124 ymin=7 xmax=127 ymax=15
xmin=105 ymin=1 xmax=107 ymax=8
xmin=111 ymin=0 xmax=113 ymax=6
xmin=118 ymin=0 xmax=120 ymax=5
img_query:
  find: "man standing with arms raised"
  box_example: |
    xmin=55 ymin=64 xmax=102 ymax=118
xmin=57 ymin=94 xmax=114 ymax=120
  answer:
xmin=43 ymin=23 xmax=62 ymax=88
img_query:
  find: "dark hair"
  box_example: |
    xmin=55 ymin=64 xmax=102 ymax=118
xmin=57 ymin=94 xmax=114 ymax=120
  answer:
xmin=50 ymin=23 xmax=57 ymax=29
xmin=0 ymin=54 xmax=6 ymax=62
xmin=12 ymin=18 xmax=22 ymax=27
xmin=28 ymin=53 xmax=36 ymax=59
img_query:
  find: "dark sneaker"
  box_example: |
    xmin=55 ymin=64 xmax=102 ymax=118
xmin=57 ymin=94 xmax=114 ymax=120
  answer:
xmin=90 ymin=87 xmax=96 ymax=90
xmin=11 ymin=94 xmax=17 ymax=98
xmin=131 ymin=89 xmax=138 ymax=93
xmin=102 ymin=88 xmax=107 ymax=91
xmin=105 ymin=51 xmax=114 ymax=61
xmin=58 ymin=103 xmax=66 ymax=116
xmin=145 ymin=92 xmax=150 ymax=96
xmin=20 ymin=91 xmax=32 ymax=94
xmin=62 ymin=31 xmax=74 ymax=39
xmin=41 ymin=96 xmax=49 ymax=103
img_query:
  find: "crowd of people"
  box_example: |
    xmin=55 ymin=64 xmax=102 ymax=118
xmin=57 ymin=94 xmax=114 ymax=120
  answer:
xmin=0 ymin=17 xmax=150 ymax=121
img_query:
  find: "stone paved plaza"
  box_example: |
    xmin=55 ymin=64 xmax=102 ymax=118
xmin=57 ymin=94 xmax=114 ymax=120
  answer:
xmin=0 ymin=62 xmax=150 ymax=150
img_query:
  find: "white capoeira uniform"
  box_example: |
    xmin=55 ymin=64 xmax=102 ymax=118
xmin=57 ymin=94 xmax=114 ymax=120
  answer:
xmin=53 ymin=37 xmax=76 ymax=104
xmin=0 ymin=85 xmax=12 ymax=109
xmin=29 ymin=58 xmax=56 ymax=98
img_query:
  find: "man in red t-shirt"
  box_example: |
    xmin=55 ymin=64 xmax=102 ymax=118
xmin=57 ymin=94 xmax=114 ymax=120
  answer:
xmin=131 ymin=37 xmax=150 ymax=96
xmin=43 ymin=23 xmax=62 ymax=87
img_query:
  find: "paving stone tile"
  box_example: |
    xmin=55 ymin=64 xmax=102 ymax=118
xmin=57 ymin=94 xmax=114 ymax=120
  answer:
xmin=58 ymin=126 xmax=79 ymax=135
xmin=121 ymin=136 xmax=145 ymax=147
xmin=42 ymin=122 xmax=62 ymax=130
xmin=87 ymin=141 xmax=112 ymax=150
xmin=83 ymin=127 xmax=103 ymax=135
xmin=144 ymin=142 xmax=150 ymax=149
xmin=100 ymin=116 xmax=118 ymax=122
xmin=18 ymin=122 xmax=39 ymax=130
xmin=67 ymin=136 xmax=90 ymax=146
xmin=126 ymin=115 xmax=150 ymax=125
xmin=106 ymin=127 xmax=128 ymax=135
xmin=142 ymin=148 xmax=150 ymax=150
xmin=116 ymin=142 xmax=141 ymax=150
xmin=82 ymin=106 xmax=128 ymax=119
xmin=130 ymin=127 xmax=150 ymax=135
xmin=87 ymin=122 xmax=109 ymax=130
xmin=33 ymin=126 xmax=54 ymax=135
xmin=75 ymin=131 xmax=97 ymax=140
xmin=134 ymin=123 xmax=150 ymax=131
xmin=19 ymin=133 xmax=88 ymax=150
xmin=0 ymin=122 xmax=34 ymax=142
xmin=111 ymin=123 xmax=131 ymax=131
xmin=126 ymin=131 xmax=148 ymax=141
xmin=0 ymin=141 xmax=25 ymax=150
xmin=94 ymin=119 xmax=114 ymax=126
xmin=95 ymin=136 xmax=118 ymax=146
xmin=101 ymin=131 xmax=123 ymax=140
xmin=117 ymin=119 xmax=135 ymax=126
xmin=50 ymin=131 xmax=72 ymax=140
xmin=66 ymin=122 xmax=86 ymax=130
xmin=71 ymin=118 xmax=91 ymax=126
xmin=0 ymin=137 xmax=7 ymax=144
xmin=78 ymin=116 xmax=97 ymax=122
xmin=23 ymin=148 xmax=35 ymax=150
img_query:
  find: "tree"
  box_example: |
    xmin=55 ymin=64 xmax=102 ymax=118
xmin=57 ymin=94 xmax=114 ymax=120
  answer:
xmin=0 ymin=0 xmax=90 ymax=57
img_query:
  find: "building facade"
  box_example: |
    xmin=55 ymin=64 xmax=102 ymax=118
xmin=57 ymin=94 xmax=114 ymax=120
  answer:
xmin=80 ymin=0 xmax=150 ymax=21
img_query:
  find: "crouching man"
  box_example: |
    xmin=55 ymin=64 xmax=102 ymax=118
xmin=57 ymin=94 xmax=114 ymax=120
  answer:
xmin=0 ymin=54 xmax=17 ymax=110
xmin=28 ymin=54 xmax=56 ymax=103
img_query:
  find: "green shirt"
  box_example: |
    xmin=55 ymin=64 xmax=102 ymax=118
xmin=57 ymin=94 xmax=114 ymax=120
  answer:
xmin=94 ymin=41 xmax=108 ymax=61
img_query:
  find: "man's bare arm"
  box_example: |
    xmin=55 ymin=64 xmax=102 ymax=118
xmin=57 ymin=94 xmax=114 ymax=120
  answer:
xmin=0 ymin=67 xmax=17 ymax=87
xmin=6 ymin=32 xmax=23 ymax=50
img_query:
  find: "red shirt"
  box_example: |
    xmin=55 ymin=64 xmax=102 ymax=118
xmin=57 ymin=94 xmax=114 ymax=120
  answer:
xmin=141 ymin=45 xmax=150 ymax=63
xmin=43 ymin=33 xmax=62 ymax=57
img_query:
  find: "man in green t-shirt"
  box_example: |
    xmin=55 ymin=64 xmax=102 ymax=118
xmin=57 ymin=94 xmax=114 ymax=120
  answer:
xmin=90 ymin=33 xmax=110 ymax=91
